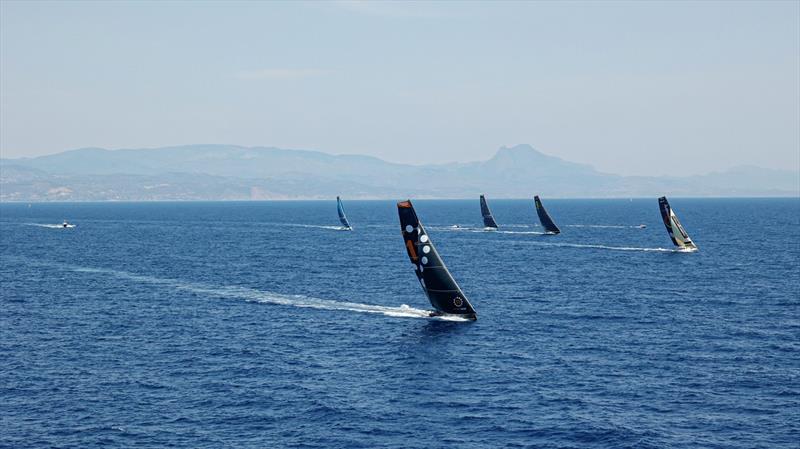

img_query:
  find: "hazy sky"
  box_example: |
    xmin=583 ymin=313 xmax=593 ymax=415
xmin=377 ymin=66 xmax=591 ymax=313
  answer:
xmin=1 ymin=0 xmax=798 ymax=176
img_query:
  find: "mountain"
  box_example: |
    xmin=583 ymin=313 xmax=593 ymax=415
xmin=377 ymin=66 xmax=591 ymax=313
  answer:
xmin=1 ymin=144 xmax=797 ymax=201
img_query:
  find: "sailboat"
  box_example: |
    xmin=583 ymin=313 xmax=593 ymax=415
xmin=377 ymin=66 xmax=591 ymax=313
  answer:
xmin=397 ymin=200 xmax=477 ymax=320
xmin=658 ymin=197 xmax=698 ymax=251
xmin=479 ymin=194 xmax=499 ymax=230
xmin=534 ymin=196 xmax=560 ymax=234
xmin=336 ymin=196 xmax=352 ymax=231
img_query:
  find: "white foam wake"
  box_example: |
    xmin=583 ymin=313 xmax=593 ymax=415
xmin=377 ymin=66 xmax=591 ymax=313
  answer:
xmin=430 ymin=225 xmax=547 ymax=236
xmin=565 ymin=224 xmax=647 ymax=229
xmin=261 ymin=223 xmax=350 ymax=231
xmin=24 ymin=223 xmax=75 ymax=229
xmin=19 ymin=259 xmax=456 ymax=320
xmin=495 ymin=230 xmax=547 ymax=235
xmin=429 ymin=225 xmax=535 ymax=234
xmin=512 ymin=240 xmax=681 ymax=253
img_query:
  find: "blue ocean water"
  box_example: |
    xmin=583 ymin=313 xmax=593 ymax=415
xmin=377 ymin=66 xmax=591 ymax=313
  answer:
xmin=1 ymin=198 xmax=798 ymax=448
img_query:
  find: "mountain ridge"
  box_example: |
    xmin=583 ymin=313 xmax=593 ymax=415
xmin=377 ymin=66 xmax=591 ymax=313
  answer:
xmin=1 ymin=144 xmax=797 ymax=201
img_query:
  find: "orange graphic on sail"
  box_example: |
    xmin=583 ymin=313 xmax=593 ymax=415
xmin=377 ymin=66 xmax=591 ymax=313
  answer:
xmin=405 ymin=240 xmax=418 ymax=261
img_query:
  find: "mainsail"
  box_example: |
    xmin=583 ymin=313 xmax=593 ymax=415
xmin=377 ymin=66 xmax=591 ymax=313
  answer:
xmin=658 ymin=197 xmax=697 ymax=250
xmin=397 ymin=200 xmax=477 ymax=320
xmin=479 ymin=194 xmax=499 ymax=229
xmin=337 ymin=196 xmax=352 ymax=230
xmin=534 ymin=195 xmax=561 ymax=234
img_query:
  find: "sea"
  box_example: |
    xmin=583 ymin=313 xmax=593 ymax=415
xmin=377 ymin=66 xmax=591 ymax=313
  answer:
xmin=1 ymin=198 xmax=798 ymax=448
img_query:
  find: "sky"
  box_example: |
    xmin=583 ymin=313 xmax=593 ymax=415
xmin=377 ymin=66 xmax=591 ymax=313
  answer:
xmin=1 ymin=0 xmax=798 ymax=176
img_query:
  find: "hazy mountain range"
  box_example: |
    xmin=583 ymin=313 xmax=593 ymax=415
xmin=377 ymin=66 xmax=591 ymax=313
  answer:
xmin=1 ymin=144 xmax=797 ymax=201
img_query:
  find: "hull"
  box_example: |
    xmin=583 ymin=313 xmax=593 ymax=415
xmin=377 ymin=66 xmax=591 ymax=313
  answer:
xmin=429 ymin=310 xmax=477 ymax=321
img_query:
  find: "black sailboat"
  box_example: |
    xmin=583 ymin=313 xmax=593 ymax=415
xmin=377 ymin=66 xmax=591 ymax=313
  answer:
xmin=336 ymin=196 xmax=352 ymax=230
xmin=534 ymin=195 xmax=561 ymax=234
xmin=397 ymin=200 xmax=477 ymax=320
xmin=658 ymin=197 xmax=698 ymax=251
xmin=479 ymin=194 xmax=499 ymax=229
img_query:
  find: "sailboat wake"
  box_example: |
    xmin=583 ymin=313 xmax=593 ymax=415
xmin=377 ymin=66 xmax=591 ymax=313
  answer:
xmin=15 ymin=258 xmax=452 ymax=320
xmin=262 ymin=222 xmax=351 ymax=231
xmin=565 ymin=224 xmax=647 ymax=229
xmin=495 ymin=230 xmax=548 ymax=235
xmin=512 ymin=241 xmax=682 ymax=253
xmin=431 ymin=226 xmax=545 ymax=235
xmin=24 ymin=223 xmax=76 ymax=229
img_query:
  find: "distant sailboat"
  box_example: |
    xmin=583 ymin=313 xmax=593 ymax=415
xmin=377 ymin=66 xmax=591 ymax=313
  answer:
xmin=534 ymin=196 xmax=560 ymax=234
xmin=336 ymin=196 xmax=352 ymax=230
xmin=479 ymin=194 xmax=499 ymax=229
xmin=397 ymin=200 xmax=477 ymax=320
xmin=658 ymin=197 xmax=698 ymax=251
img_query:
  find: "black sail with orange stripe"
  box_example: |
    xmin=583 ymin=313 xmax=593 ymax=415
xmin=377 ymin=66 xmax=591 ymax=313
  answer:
xmin=397 ymin=200 xmax=477 ymax=320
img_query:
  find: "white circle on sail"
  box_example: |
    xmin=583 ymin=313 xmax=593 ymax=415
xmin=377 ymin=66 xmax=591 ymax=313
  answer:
xmin=405 ymin=225 xmax=413 ymax=233
xmin=422 ymin=245 xmax=431 ymax=254
xmin=420 ymin=235 xmax=429 ymax=243
xmin=421 ymin=256 xmax=428 ymax=265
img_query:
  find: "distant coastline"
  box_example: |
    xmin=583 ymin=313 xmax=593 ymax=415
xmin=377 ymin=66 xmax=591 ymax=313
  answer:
xmin=2 ymin=144 xmax=798 ymax=201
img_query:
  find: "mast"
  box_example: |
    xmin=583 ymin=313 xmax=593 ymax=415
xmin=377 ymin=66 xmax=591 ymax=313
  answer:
xmin=397 ymin=200 xmax=477 ymax=320
xmin=658 ymin=197 xmax=698 ymax=250
xmin=479 ymin=194 xmax=499 ymax=229
xmin=534 ymin=196 xmax=561 ymax=234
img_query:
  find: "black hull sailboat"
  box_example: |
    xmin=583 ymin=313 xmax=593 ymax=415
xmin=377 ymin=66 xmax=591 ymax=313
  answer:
xmin=658 ymin=197 xmax=698 ymax=251
xmin=479 ymin=194 xmax=499 ymax=229
xmin=534 ymin=196 xmax=561 ymax=234
xmin=397 ymin=200 xmax=477 ymax=320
